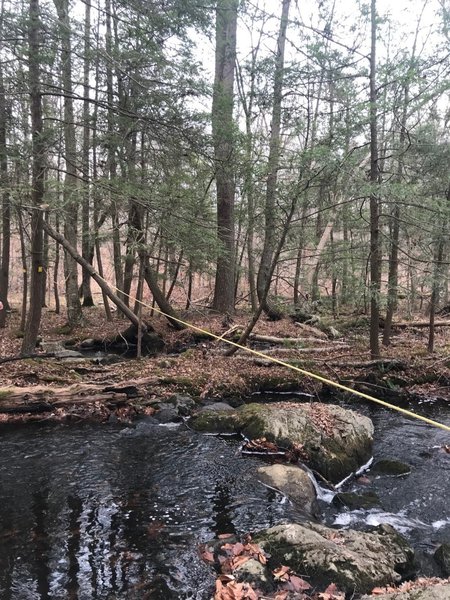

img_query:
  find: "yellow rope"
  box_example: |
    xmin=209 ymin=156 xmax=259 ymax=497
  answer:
xmin=104 ymin=279 xmax=450 ymax=434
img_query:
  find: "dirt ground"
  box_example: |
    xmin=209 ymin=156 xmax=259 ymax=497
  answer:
xmin=1 ymin=305 xmax=450 ymax=423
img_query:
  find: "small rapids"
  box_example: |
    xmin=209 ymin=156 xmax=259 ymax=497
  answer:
xmin=0 ymin=397 xmax=449 ymax=598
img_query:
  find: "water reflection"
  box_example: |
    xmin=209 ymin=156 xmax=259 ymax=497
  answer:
xmin=0 ymin=402 xmax=448 ymax=598
xmin=0 ymin=423 xmax=294 ymax=599
xmin=32 ymin=489 xmax=51 ymax=599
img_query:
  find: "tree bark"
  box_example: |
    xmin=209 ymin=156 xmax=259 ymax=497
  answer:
xmin=428 ymin=219 xmax=447 ymax=352
xmin=22 ymin=0 xmax=45 ymax=355
xmin=53 ymin=0 xmax=82 ymax=328
xmin=369 ymin=0 xmax=381 ymax=358
xmin=211 ymin=0 xmax=238 ymax=314
xmin=0 ymin=59 xmax=9 ymax=327
xmin=81 ymin=0 xmax=94 ymax=307
xmin=256 ymin=0 xmax=291 ymax=320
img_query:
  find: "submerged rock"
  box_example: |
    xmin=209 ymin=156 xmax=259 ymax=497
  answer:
xmin=371 ymin=459 xmax=411 ymax=476
xmin=254 ymin=522 xmax=416 ymax=595
xmin=256 ymin=464 xmax=318 ymax=516
xmin=191 ymin=402 xmax=374 ymax=483
xmin=332 ymin=491 xmax=381 ymax=510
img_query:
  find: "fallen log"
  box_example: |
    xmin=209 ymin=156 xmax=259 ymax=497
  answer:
xmin=327 ymin=359 xmax=407 ymax=370
xmin=392 ymin=320 xmax=450 ymax=328
xmin=248 ymin=333 xmax=345 ymax=346
xmin=258 ymin=346 xmax=349 ymax=355
xmin=0 ymin=382 xmax=143 ymax=414
xmin=0 ymin=352 xmax=56 ymax=365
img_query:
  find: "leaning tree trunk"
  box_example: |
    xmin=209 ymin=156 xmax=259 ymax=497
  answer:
xmin=21 ymin=0 xmax=45 ymax=355
xmin=42 ymin=220 xmax=144 ymax=330
xmin=256 ymin=0 xmax=291 ymax=320
xmin=211 ymin=0 xmax=238 ymax=314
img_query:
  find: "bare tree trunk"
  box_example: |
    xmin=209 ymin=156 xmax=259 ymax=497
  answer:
xmin=53 ymin=0 xmax=82 ymax=328
xmin=256 ymin=0 xmax=291 ymax=320
xmin=22 ymin=0 xmax=45 ymax=355
xmin=0 ymin=58 xmax=9 ymax=327
xmin=369 ymin=0 xmax=381 ymax=358
xmin=211 ymin=0 xmax=238 ymax=314
xmin=81 ymin=0 xmax=94 ymax=307
xmin=166 ymin=250 xmax=183 ymax=301
xmin=428 ymin=222 xmax=446 ymax=353
xmin=53 ymin=212 xmax=60 ymax=314
xmin=105 ymin=0 xmax=123 ymax=300
xmin=18 ymin=209 xmax=28 ymax=331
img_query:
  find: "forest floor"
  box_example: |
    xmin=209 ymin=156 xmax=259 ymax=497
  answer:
xmin=1 ymin=305 xmax=450 ymax=424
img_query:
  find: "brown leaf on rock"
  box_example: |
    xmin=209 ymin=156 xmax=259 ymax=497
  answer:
xmin=242 ymin=438 xmax=280 ymax=454
xmin=289 ymin=574 xmax=311 ymax=592
xmin=273 ymin=565 xmax=290 ymax=581
xmin=318 ymin=582 xmax=345 ymax=599
xmin=199 ymin=544 xmax=215 ymax=563
xmin=223 ymin=542 xmax=245 ymax=556
xmin=231 ymin=555 xmax=251 ymax=570
xmin=214 ymin=577 xmax=260 ymax=600
xmin=243 ymin=542 xmax=267 ymax=564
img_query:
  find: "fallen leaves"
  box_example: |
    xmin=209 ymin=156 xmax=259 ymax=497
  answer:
xmin=317 ymin=583 xmax=346 ymax=599
xmin=273 ymin=565 xmax=311 ymax=593
xmin=200 ymin=534 xmax=346 ymax=600
xmin=242 ymin=438 xmax=281 ymax=454
xmin=215 ymin=576 xmax=259 ymax=600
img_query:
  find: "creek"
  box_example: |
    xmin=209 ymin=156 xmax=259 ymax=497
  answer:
xmin=0 ymin=396 xmax=449 ymax=599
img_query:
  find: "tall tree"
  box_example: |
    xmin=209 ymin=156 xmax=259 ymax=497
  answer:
xmin=80 ymin=0 xmax=94 ymax=307
xmin=53 ymin=0 xmax=82 ymax=328
xmin=369 ymin=0 xmax=381 ymax=358
xmin=211 ymin=0 xmax=238 ymax=314
xmin=256 ymin=0 xmax=291 ymax=320
xmin=21 ymin=0 xmax=45 ymax=354
xmin=0 ymin=1 xmax=9 ymax=327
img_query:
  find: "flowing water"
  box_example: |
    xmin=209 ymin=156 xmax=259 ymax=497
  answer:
xmin=0 ymin=397 xmax=449 ymax=599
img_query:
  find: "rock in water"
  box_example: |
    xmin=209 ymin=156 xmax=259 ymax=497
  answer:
xmin=191 ymin=402 xmax=374 ymax=483
xmin=256 ymin=464 xmax=319 ymax=516
xmin=254 ymin=522 xmax=416 ymax=595
xmin=370 ymin=459 xmax=411 ymax=476
xmin=435 ymin=544 xmax=450 ymax=576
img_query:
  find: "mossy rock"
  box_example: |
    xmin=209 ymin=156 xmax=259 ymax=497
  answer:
xmin=434 ymin=543 xmax=450 ymax=576
xmin=191 ymin=402 xmax=374 ymax=483
xmin=370 ymin=459 xmax=411 ymax=476
xmin=332 ymin=491 xmax=381 ymax=510
xmin=254 ymin=522 xmax=415 ymax=595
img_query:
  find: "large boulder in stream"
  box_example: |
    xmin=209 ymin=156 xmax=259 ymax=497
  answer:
xmin=191 ymin=402 xmax=374 ymax=483
xmin=254 ymin=522 xmax=416 ymax=595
